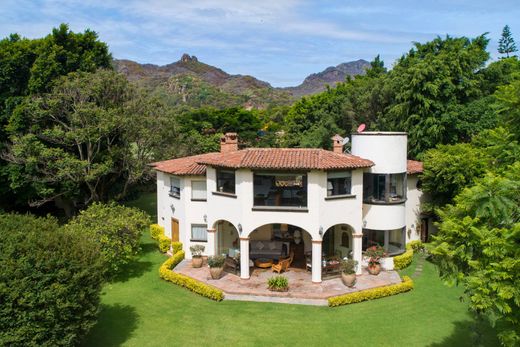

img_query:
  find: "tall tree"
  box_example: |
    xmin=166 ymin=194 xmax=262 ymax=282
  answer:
xmin=498 ymin=25 xmax=518 ymax=58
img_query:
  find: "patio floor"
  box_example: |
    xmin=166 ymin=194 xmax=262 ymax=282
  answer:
xmin=174 ymin=260 xmax=402 ymax=305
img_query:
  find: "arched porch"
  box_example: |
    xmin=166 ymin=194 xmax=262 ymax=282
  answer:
xmin=323 ymin=223 xmax=363 ymax=276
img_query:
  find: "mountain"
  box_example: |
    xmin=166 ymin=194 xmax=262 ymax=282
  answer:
xmin=283 ymin=59 xmax=370 ymax=97
xmin=113 ymin=54 xmax=370 ymax=109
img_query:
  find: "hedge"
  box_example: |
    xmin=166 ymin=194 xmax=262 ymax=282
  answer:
xmin=159 ymin=248 xmax=224 ymax=301
xmin=394 ymin=249 xmax=413 ymax=269
xmin=150 ymin=224 xmax=164 ymax=240
xmin=158 ymin=234 xmax=171 ymax=253
xmin=328 ymin=276 xmax=414 ymax=307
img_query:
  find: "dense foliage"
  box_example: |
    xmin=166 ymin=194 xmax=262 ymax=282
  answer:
xmin=0 ymin=213 xmax=105 ymax=346
xmin=65 ymin=202 xmax=151 ymax=276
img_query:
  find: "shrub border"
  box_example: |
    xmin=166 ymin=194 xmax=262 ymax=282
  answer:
xmin=328 ymin=276 xmax=414 ymax=307
xmin=159 ymin=248 xmax=224 ymax=301
xmin=393 ymin=240 xmax=424 ymax=270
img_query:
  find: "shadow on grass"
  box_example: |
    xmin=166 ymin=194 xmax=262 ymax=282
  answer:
xmin=428 ymin=319 xmax=500 ymax=347
xmin=82 ymin=304 xmax=138 ymax=347
xmin=111 ymin=242 xmax=156 ymax=283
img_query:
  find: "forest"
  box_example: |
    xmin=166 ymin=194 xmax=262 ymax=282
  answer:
xmin=0 ymin=23 xmax=519 ymax=346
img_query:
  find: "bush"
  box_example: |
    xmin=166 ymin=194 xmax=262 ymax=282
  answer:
xmin=190 ymin=244 xmax=205 ymax=257
xmin=150 ymin=224 xmax=164 ymax=240
xmin=158 ymin=233 xmax=171 ymax=253
xmin=172 ymin=241 xmax=183 ymax=254
xmin=267 ymin=275 xmax=289 ymax=291
xmin=207 ymin=255 xmax=225 ymax=268
xmin=341 ymin=259 xmax=358 ymax=274
xmin=65 ymin=202 xmax=150 ymax=276
xmin=159 ymin=248 xmax=224 ymax=301
xmin=407 ymin=240 xmax=424 ymax=252
xmin=0 ymin=213 xmax=105 ymax=346
xmin=394 ymin=249 xmax=413 ymax=270
xmin=328 ymin=276 xmax=414 ymax=307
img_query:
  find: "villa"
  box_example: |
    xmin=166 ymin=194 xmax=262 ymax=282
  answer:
xmin=152 ymin=131 xmax=430 ymax=284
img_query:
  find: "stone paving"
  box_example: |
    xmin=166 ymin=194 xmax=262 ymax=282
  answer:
xmin=174 ymin=260 xmax=402 ymax=304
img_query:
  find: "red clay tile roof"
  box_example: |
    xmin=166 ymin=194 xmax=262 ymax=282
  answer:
xmin=407 ymin=160 xmax=423 ymax=174
xmin=152 ymin=149 xmax=374 ymax=175
xmin=150 ymin=153 xmax=221 ymax=176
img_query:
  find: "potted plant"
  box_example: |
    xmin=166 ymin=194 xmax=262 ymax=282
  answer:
xmin=365 ymin=245 xmax=385 ymax=275
xmin=189 ymin=245 xmax=205 ymax=268
xmin=340 ymin=259 xmax=358 ymax=287
xmin=267 ymin=275 xmax=289 ymax=292
xmin=208 ymin=255 xmax=226 ymax=279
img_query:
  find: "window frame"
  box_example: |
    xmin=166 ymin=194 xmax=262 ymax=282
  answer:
xmin=169 ymin=176 xmax=181 ymax=198
xmin=191 ymin=180 xmax=207 ymax=201
xmin=362 ymin=227 xmax=406 ymax=256
xmin=327 ymin=171 xmax=352 ymax=197
xmin=216 ymin=169 xmax=236 ymax=195
xmin=363 ymin=172 xmax=407 ymax=204
xmin=190 ymin=224 xmax=208 ymax=242
xmin=252 ymin=171 xmax=308 ymax=208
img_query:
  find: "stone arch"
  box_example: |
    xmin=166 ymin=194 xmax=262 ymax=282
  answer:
xmin=322 ymin=223 xmax=355 ymax=259
xmin=213 ymin=219 xmax=240 ymax=256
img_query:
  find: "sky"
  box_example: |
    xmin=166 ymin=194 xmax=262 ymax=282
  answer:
xmin=1 ymin=0 xmax=519 ymax=87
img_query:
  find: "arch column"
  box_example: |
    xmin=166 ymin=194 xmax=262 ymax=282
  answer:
xmin=311 ymin=240 xmax=322 ymax=283
xmin=352 ymin=232 xmax=363 ymax=275
xmin=206 ymin=228 xmax=216 ymax=256
xmin=239 ymin=237 xmax=250 ymax=279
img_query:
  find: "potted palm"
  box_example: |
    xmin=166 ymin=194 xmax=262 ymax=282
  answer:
xmin=340 ymin=259 xmax=358 ymax=287
xmin=208 ymin=255 xmax=226 ymax=279
xmin=190 ymin=245 xmax=205 ymax=268
xmin=365 ymin=245 xmax=385 ymax=275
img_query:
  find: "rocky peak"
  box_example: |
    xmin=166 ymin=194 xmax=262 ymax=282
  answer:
xmin=180 ymin=53 xmax=198 ymax=63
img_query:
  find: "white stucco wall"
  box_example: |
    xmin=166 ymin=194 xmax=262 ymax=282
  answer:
xmin=351 ymin=132 xmax=407 ymax=174
xmin=405 ymin=175 xmax=422 ymax=242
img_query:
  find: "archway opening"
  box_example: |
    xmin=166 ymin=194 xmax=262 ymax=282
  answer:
xmin=249 ymin=223 xmax=312 ymax=270
xmin=214 ymin=220 xmax=240 ymax=257
xmin=323 ymin=224 xmax=354 ymax=259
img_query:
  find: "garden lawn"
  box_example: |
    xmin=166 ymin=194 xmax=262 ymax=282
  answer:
xmin=83 ymin=193 xmax=500 ymax=347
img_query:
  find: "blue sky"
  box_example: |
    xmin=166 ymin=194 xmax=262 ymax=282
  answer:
xmin=1 ymin=0 xmax=519 ymax=87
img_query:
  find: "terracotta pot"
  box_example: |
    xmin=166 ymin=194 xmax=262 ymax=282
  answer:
xmin=209 ymin=267 xmax=223 ymax=279
xmin=368 ymin=263 xmax=381 ymax=275
xmin=192 ymin=257 xmax=203 ymax=268
xmin=341 ymin=273 xmax=357 ymax=287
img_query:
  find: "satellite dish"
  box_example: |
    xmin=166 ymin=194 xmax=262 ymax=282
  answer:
xmin=342 ymin=137 xmax=350 ymax=145
xmin=357 ymin=124 xmax=366 ymax=133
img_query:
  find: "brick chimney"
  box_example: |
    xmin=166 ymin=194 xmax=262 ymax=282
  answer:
xmin=331 ymin=134 xmax=344 ymax=154
xmin=220 ymin=133 xmax=238 ymax=153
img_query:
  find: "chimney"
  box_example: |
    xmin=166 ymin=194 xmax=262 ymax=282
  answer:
xmin=220 ymin=132 xmax=238 ymax=153
xmin=331 ymin=134 xmax=344 ymax=154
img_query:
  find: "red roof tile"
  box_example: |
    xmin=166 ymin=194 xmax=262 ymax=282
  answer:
xmin=150 ymin=153 xmax=221 ymax=176
xmin=407 ymin=160 xmax=423 ymax=174
xmin=151 ymin=148 xmax=374 ymax=175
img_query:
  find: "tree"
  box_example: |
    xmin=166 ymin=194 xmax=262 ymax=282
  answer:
xmin=431 ymin=163 xmax=520 ymax=346
xmin=65 ymin=202 xmax=151 ymax=276
xmin=498 ymin=25 xmax=518 ymax=58
xmin=0 ymin=213 xmax=105 ymax=346
xmin=4 ymin=70 xmax=172 ymax=215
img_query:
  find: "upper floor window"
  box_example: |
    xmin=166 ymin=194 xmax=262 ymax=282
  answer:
xmin=170 ymin=177 xmax=180 ymax=198
xmin=327 ymin=171 xmax=352 ymax=196
xmin=363 ymin=173 xmax=406 ymax=204
xmin=253 ymin=172 xmax=307 ymax=207
xmin=191 ymin=180 xmax=207 ymax=201
xmin=216 ymin=169 xmax=235 ymax=194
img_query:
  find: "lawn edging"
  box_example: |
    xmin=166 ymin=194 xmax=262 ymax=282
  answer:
xmin=328 ymin=276 xmax=414 ymax=307
xmin=159 ymin=248 xmax=224 ymax=301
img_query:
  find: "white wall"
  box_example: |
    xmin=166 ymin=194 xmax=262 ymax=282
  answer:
xmin=351 ymin=132 xmax=407 ymax=174
xmin=405 ymin=175 xmax=422 ymax=242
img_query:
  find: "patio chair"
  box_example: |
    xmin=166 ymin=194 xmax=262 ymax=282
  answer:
xmin=305 ymin=252 xmax=312 ymax=272
xmin=272 ymin=251 xmax=294 ymax=273
xmin=224 ymin=256 xmax=240 ymax=275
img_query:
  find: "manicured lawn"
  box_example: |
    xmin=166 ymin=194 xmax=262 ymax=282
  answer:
xmin=83 ymin=193 xmax=499 ymax=347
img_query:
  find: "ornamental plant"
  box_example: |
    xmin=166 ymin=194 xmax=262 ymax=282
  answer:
xmin=207 ymin=255 xmax=225 ymax=268
xmin=190 ymin=245 xmax=205 ymax=258
xmin=341 ymin=259 xmax=358 ymax=275
xmin=365 ymin=245 xmax=385 ymax=265
xmin=267 ymin=275 xmax=289 ymax=292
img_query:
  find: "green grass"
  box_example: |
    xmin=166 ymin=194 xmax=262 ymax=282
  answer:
xmin=83 ymin=193 xmax=500 ymax=347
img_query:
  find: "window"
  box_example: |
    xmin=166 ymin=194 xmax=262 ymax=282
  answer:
xmin=169 ymin=177 xmax=180 ymax=198
xmin=362 ymin=227 xmax=405 ymax=255
xmin=191 ymin=224 xmax=208 ymax=242
xmin=327 ymin=171 xmax=352 ymax=196
xmin=191 ymin=180 xmax=207 ymax=201
xmin=253 ymin=172 xmax=307 ymax=207
xmin=363 ymin=173 xmax=406 ymax=204
xmin=216 ymin=169 xmax=235 ymax=194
